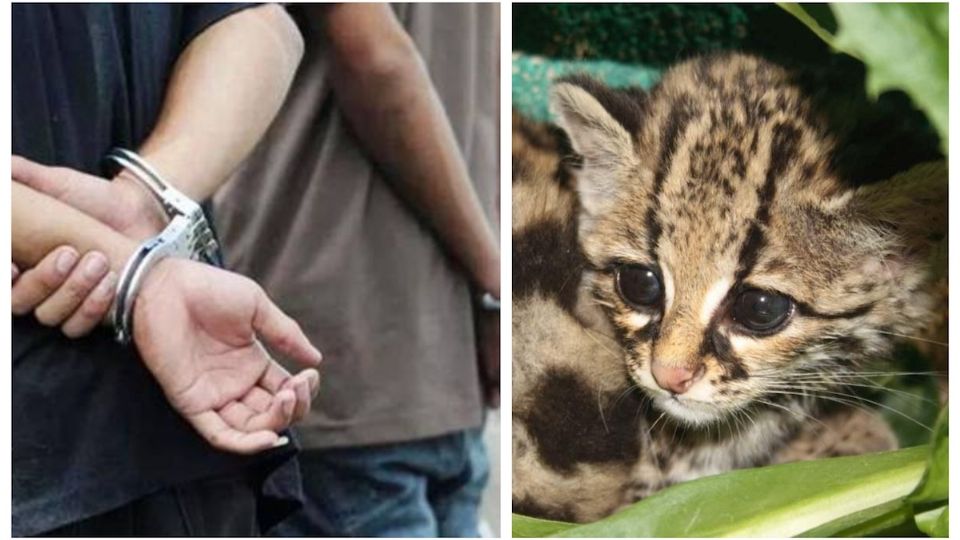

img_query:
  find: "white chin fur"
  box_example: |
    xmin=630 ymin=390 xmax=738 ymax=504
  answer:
xmin=629 ymin=364 xmax=728 ymax=426
xmin=653 ymin=395 xmax=724 ymax=425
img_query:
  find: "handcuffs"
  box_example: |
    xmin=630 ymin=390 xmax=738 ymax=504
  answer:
xmin=106 ymin=148 xmax=223 ymax=344
xmin=105 ymin=148 xmax=498 ymax=341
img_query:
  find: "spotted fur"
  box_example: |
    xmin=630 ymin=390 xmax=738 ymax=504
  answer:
xmin=512 ymin=53 xmax=946 ymax=523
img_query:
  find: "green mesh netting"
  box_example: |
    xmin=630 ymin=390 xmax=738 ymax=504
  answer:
xmin=512 ymin=53 xmax=661 ymax=121
xmin=513 ymin=4 xmax=781 ymax=66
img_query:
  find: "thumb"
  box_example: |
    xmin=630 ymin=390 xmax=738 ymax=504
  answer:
xmin=252 ymin=289 xmax=323 ymax=367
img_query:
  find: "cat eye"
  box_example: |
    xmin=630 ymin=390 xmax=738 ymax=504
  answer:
xmin=615 ymin=264 xmax=663 ymax=309
xmin=731 ymin=289 xmax=793 ymax=333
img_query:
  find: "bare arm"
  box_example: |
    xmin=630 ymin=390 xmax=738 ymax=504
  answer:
xmin=135 ymin=4 xmax=305 ymax=201
xmin=317 ymin=4 xmax=500 ymax=295
xmin=13 ymin=5 xmax=307 ymax=331
xmin=13 ymin=182 xmax=137 ymax=271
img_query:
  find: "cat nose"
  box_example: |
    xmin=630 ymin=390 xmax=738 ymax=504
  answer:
xmin=651 ymin=362 xmax=705 ymax=395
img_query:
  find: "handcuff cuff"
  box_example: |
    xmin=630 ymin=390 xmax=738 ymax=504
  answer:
xmin=105 ymin=148 xmax=223 ymax=344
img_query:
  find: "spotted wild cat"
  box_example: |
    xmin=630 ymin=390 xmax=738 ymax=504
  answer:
xmin=512 ymin=53 xmax=946 ymax=523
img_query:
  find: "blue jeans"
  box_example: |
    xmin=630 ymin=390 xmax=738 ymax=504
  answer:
xmin=270 ymin=428 xmax=489 ymax=537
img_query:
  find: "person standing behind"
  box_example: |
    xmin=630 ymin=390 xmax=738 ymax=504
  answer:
xmin=213 ymin=3 xmax=500 ymax=536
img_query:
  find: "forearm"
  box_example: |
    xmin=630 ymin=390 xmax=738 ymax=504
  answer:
xmin=323 ymin=5 xmax=499 ymax=294
xmin=137 ymin=4 xmax=304 ymax=200
xmin=13 ymin=183 xmax=136 ymax=271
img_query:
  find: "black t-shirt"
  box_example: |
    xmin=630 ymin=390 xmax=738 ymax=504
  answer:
xmin=12 ymin=4 xmax=297 ymax=535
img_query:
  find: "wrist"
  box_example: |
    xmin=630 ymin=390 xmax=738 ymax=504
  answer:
xmin=111 ymin=171 xmax=168 ymax=238
xmin=100 ymin=233 xmax=142 ymax=325
xmin=475 ymin=252 xmax=500 ymax=300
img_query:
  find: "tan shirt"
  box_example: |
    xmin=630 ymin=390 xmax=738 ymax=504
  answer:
xmin=213 ymin=3 xmax=499 ymax=448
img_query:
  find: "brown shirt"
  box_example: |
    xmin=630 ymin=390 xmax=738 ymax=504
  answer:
xmin=213 ymin=4 xmax=499 ymax=448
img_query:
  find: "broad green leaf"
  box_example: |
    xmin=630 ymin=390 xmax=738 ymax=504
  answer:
xmin=915 ymin=505 xmax=948 ymax=537
xmin=909 ymin=408 xmax=948 ymax=504
xmin=933 ymin=506 xmax=948 ymax=537
xmin=777 ymin=3 xmax=840 ymax=48
xmin=779 ymin=4 xmax=947 ymax=153
xmin=544 ymin=446 xmax=927 ymax=537
xmin=513 ymin=514 xmax=576 ymax=538
xmin=799 ymin=499 xmax=913 ymax=537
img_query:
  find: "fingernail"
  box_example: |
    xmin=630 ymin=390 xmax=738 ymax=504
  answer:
xmin=55 ymin=249 xmax=78 ymax=275
xmin=94 ymin=271 xmax=118 ymax=300
xmin=273 ymin=436 xmax=290 ymax=448
xmin=83 ymin=253 xmax=108 ymax=279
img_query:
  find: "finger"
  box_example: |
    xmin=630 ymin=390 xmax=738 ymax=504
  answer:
xmin=60 ymin=270 xmax=118 ymax=338
xmin=252 ymin=290 xmax=323 ymax=367
xmin=34 ymin=251 xmax=110 ymax=326
xmin=281 ymin=370 xmax=319 ymax=422
xmin=259 ymin=359 xmax=293 ymax=394
xmin=241 ymin=386 xmax=275 ymax=413
xmin=219 ymin=389 xmax=295 ymax=433
xmin=11 ymin=246 xmax=78 ymax=315
xmin=12 ymin=262 xmax=20 ymax=283
xmin=188 ymin=410 xmax=288 ymax=455
xmin=291 ymin=377 xmax=311 ymax=422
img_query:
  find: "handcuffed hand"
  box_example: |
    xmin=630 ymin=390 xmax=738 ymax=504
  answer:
xmin=12 ymin=155 xmax=325 ymax=455
xmin=134 ymin=257 xmax=323 ymax=454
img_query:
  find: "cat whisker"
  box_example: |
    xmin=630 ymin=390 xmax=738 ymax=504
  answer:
xmin=873 ymin=330 xmax=948 ymax=348
xmin=753 ymin=398 xmax=830 ymax=431
xmin=754 ymin=370 xmax=945 ymax=380
xmin=579 ymin=326 xmax=621 ymax=356
xmin=762 ymin=386 xmax=934 ymax=432
xmin=597 ymin=386 xmax=610 ymax=434
xmin=768 ymin=379 xmax=940 ymax=406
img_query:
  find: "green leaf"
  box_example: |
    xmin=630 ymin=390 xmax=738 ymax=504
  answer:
xmin=934 ymin=506 xmax=949 ymax=537
xmin=909 ymin=407 xmax=948 ymax=504
xmin=778 ymin=4 xmax=947 ymax=153
xmin=776 ymin=3 xmax=840 ymax=49
xmin=513 ymin=514 xmax=576 ymax=537
xmin=916 ymin=505 xmax=948 ymax=537
xmin=541 ymin=446 xmax=928 ymax=537
xmin=800 ymin=499 xmax=915 ymax=537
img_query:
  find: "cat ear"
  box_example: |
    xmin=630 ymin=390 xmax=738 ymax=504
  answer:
xmin=850 ymin=160 xmax=947 ymax=272
xmin=550 ymin=77 xmax=641 ymax=215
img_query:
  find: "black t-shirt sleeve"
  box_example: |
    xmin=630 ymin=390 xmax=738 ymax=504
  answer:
xmin=179 ymin=3 xmax=262 ymax=50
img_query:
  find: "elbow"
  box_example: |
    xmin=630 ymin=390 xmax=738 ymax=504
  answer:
xmin=275 ymin=7 xmax=305 ymax=68
xmin=250 ymin=4 xmax=305 ymax=75
xmin=335 ymin=30 xmax=422 ymax=82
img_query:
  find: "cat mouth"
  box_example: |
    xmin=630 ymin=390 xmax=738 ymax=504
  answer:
xmin=652 ymin=394 xmax=725 ymax=425
xmin=626 ymin=364 xmax=738 ymax=425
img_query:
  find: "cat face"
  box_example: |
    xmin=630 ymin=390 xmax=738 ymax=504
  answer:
xmin=551 ymin=54 xmax=945 ymax=426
